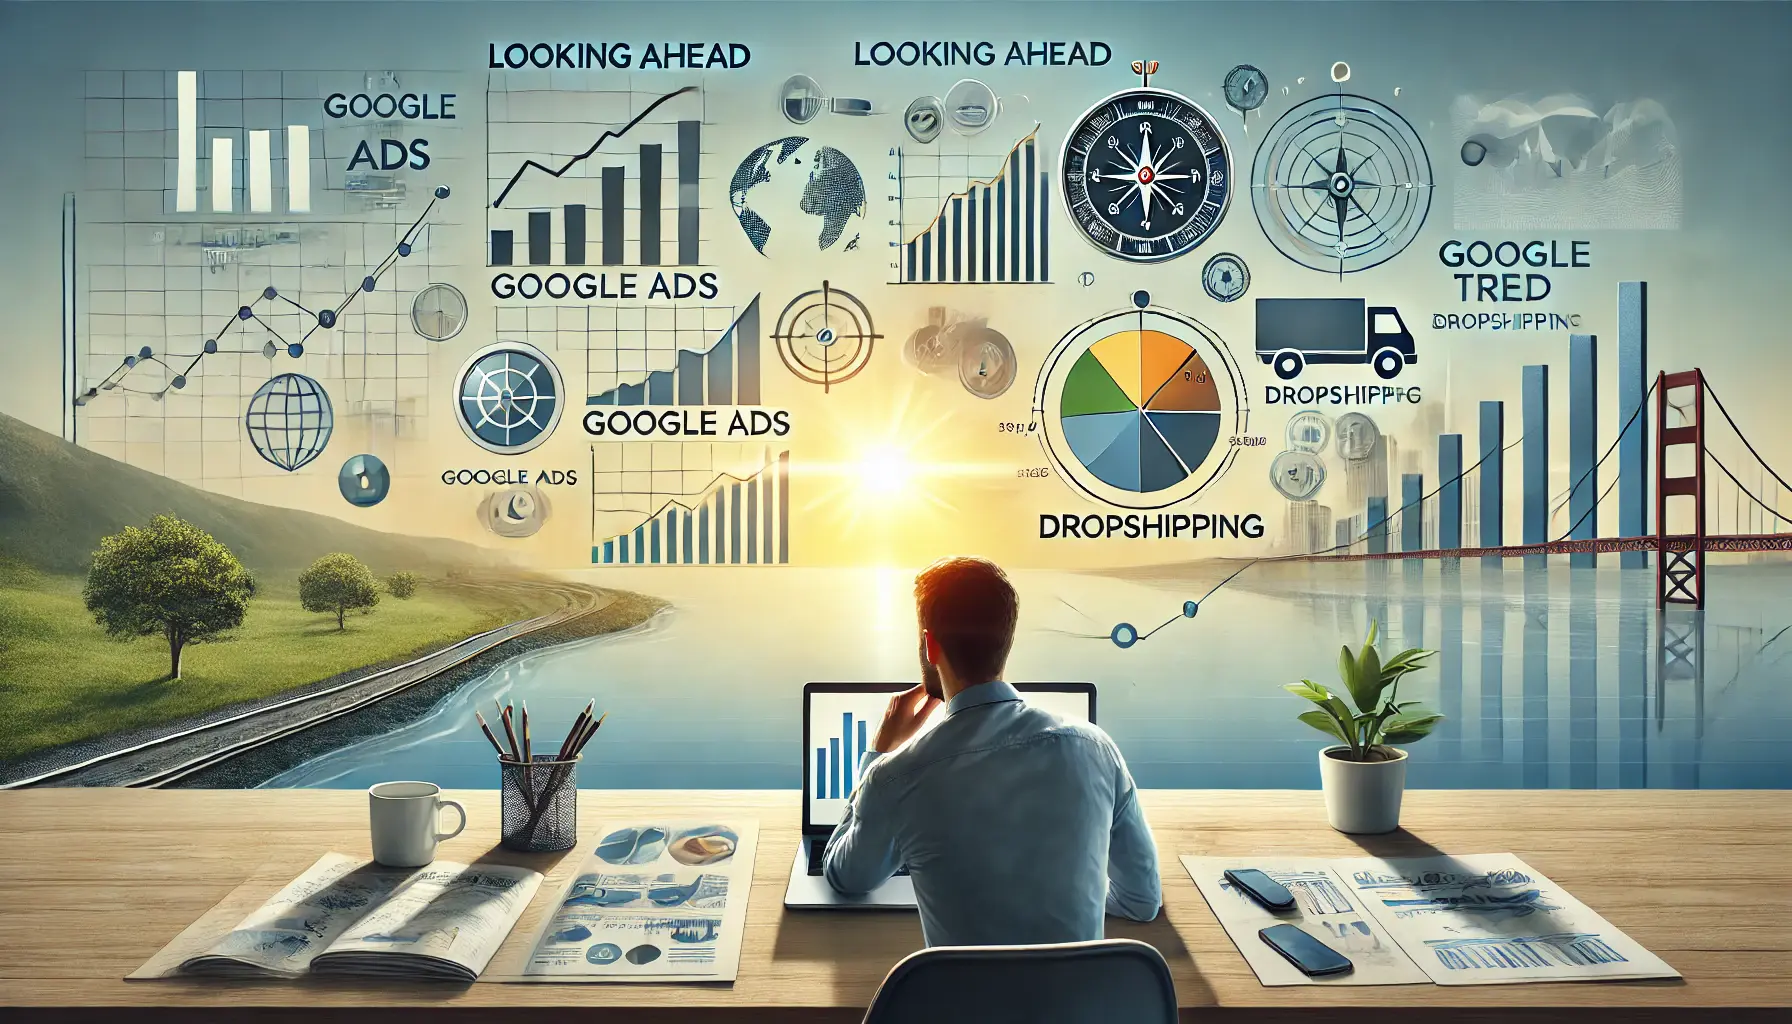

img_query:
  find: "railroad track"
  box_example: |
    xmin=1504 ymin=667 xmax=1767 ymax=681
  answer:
xmin=3 ymin=579 xmax=608 ymax=789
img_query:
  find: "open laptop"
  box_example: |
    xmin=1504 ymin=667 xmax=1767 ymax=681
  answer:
xmin=783 ymin=681 xmax=1097 ymax=910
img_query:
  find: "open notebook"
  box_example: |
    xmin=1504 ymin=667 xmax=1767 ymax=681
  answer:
xmin=177 ymin=852 xmax=542 ymax=982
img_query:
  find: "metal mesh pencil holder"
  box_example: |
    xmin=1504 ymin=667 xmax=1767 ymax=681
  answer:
xmin=499 ymin=754 xmax=580 ymax=852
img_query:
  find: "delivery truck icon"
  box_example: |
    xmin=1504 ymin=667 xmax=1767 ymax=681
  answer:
xmin=1255 ymin=298 xmax=1416 ymax=380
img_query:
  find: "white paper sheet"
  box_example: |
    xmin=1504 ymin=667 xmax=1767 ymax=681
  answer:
xmin=1335 ymin=854 xmax=1680 ymax=984
xmin=1182 ymin=856 xmax=1430 ymax=986
xmin=521 ymin=820 xmax=758 ymax=982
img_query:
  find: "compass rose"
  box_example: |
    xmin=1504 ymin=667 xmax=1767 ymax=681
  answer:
xmin=1060 ymin=58 xmax=1234 ymax=263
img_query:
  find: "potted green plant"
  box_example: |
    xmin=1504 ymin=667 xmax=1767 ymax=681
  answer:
xmin=1285 ymin=622 xmax=1441 ymax=834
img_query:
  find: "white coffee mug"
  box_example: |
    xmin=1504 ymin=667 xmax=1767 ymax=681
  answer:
xmin=368 ymin=781 xmax=466 ymax=867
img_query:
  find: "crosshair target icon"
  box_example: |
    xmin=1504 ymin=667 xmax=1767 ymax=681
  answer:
xmin=772 ymin=281 xmax=882 ymax=392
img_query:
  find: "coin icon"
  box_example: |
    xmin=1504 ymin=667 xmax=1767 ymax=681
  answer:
xmin=903 ymin=307 xmax=957 ymax=376
xmin=780 ymin=75 xmax=823 ymax=124
xmin=1286 ymin=409 xmax=1332 ymax=453
xmin=1334 ymin=412 xmax=1381 ymax=462
xmin=1223 ymin=65 xmax=1269 ymax=111
xmin=944 ymin=79 xmax=999 ymax=134
xmin=1201 ymin=253 xmax=1251 ymax=303
xmin=1270 ymin=450 xmax=1327 ymax=501
xmin=904 ymin=96 xmax=944 ymax=143
xmin=957 ymin=325 xmax=1017 ymax=399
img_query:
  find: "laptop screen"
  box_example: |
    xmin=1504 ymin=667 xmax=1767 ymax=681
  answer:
xmin=804 ymin=684 xmax=1094 ymax=833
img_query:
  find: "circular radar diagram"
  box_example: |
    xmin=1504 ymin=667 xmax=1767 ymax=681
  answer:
xmin=772 ymin=281 xmax=881 ymax=393
xmin=1059 ymin=63 xmax=1233 ymax=263
xmin=1035 ymin=297 xmax=1246 ymax=509
xmin=1251 ymin=93 xmax=1433 ymax=276
xmin=455 ymin=342 xmax=564 ymax=455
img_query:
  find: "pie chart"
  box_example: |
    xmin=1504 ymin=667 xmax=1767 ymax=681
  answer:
xmin=1036 ymin=299 xmax=1245 ymax=509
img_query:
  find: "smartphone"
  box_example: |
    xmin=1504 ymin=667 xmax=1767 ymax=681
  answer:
xmin=1259 ymin=923 xmax=1354 ymax=976
xmin=1224 ymin=868 xmax=1296 ymax=911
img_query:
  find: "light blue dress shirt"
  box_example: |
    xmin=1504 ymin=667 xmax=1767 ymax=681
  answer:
xmin=823 ymin=680 xmax=1162 ymax=947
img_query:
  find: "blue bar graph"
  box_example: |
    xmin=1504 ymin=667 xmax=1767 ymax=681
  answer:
xmin=592 ymin=449 xmax=791 ymax=566
xmin=1522 ymin=365 xmax=1550 ymax=563
xmin=698 ymin=503 xmax=710 ymax=564
xmin=778 ymin=452 xmax=790 ymax=564
xmin=828 ymin=738 xmax=840 ymax=799
xmin=587 ymin=298 xmax=762 ymax=407
xmin=1618 ymin=282 xmax=1649 ymax=566
xmin=746 ymin=473 xmax=758 ymax=563
xmin=1367 ymin=496 xmax=1389 ymax=555
xmin=1402 ymin=474 xmax=1424 ymax=553
xmin=1570 ymin=334 xmax=1599 ymax=566
xmin=1439 ymin=434 xmax=1463 ymax=552
xmin=1480 ymin=401 xmax=1504 ymax=553
xmin=896 ymin=130 xmax=1050 ymax=285
xmin=816 ymin=712 xmax=868 ymax=800
xmin=729 ymin=482 xmax=742 ymax=564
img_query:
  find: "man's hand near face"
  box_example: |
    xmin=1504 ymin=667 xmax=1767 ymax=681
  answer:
xmin=872 ymin=683 xmax=942 ymax=753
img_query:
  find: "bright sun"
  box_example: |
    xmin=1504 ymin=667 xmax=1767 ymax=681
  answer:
xmin=854 ymin=445 xmax=914 ymax=499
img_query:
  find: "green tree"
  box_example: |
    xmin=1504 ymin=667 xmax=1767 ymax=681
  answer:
xmin=83 ymin=514 xmax=256 ymax=680
xmin=299 ymin=553 xmax=380 ymax=630
xmin=385 ymin=571 xmax=419 ymax=599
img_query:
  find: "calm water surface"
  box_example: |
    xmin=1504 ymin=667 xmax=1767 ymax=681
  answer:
xmin=264 ymin=561 xmax=1792 ymax=790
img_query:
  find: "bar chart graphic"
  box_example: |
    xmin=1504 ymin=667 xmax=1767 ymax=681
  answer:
xmin=585 ymin=298 xmax=761 ymax=406
xmin=488 ymin=75 xmax=707 ymax=267
xmin=815 ymin=711 xmax=870 ymax=800
xmin=494 ymin=301 xmax=757 ymax=405
xmin=892 ymin=125 xmax=1050 ymax=285
xmin=590 ymin=444 xmax=791 ymax=566
xmin=80 ymin=68 xmax=462 ymax=486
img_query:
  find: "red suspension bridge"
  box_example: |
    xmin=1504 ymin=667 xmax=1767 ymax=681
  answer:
xmin=1295 ymin=367 xmax=1792 ymax=610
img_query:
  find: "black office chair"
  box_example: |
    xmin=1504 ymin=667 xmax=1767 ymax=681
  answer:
xmin=862 ymin=938 xmax=1177 ymax=1024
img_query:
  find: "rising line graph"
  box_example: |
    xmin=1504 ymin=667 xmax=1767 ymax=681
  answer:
xmin=489 ymin=85 xmax=697 ymax=208
xmin=76 ymin=185 xmax=450 ymax=405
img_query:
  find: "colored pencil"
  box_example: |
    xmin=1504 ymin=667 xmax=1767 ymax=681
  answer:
xmin=517 ymin=706 xmax=608 ymax=842
xmin=521 ymin=702 xmax=532 ymax=763
xmin=499 ymin=703 xmax=521 ymax=761
xmin=574 ymin=710 xmax=607 ymax=756
xmin=474 ymin=712 xmax=509 ymax=761
xmin=557 ymin=700 xmax=594 ymax=759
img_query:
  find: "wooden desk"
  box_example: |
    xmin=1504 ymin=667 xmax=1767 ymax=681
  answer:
xmin=1 ymin=789 xmax=1788 ymax=1022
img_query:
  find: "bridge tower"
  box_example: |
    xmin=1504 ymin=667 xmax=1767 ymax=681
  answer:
xmin=1655 ymin=370 xmax=1707 ymax=609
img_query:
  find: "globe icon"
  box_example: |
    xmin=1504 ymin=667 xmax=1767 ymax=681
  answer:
xmin=455 ymin=342 xmax=564 ymax=455
xmin=728 ymin=136 xmax=866 ymax=258
xmin=244 ymin=373 xmax=333 ymax=472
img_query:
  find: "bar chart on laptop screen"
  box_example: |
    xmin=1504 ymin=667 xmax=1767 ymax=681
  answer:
xmin=807 ymin=692 xmax=898 ymax=823
xmin=487 ymin=75 xmax=708 ymax=267
xmin=816 ymin=711 xmax=870 ymax=801
xmin=805 ymin=689 xmax=1092 ymax=819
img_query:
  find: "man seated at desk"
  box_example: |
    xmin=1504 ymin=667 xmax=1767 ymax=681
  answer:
xmin=823 ymin=555 xmax=1162 ymax=945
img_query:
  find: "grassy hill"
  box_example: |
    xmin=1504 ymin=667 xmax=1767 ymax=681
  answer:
xmin=0 ymin=411 xmax=496 ymax=575
xmin=0 ymin=412 xmax=595 ymax=766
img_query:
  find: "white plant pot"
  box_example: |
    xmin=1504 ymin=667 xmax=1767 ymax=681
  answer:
xmin=1319 ymin=745 xmax=1408 ymax=834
